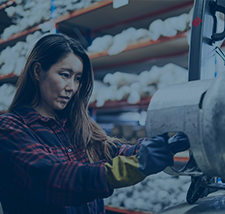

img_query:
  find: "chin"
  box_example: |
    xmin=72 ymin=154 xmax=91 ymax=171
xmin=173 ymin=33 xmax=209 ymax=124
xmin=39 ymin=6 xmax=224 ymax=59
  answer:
xmin=55 ymin=103 xmax=67 ymax=111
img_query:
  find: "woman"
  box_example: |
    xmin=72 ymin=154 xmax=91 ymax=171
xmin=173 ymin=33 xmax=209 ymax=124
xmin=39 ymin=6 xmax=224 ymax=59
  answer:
xmin=0 ymin=33 xmax=188 ymax=214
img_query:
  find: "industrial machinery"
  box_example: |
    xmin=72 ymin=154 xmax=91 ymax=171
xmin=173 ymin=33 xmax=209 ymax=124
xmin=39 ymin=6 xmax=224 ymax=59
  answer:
xmin=145 ymin=0 xmax=225 ymax=212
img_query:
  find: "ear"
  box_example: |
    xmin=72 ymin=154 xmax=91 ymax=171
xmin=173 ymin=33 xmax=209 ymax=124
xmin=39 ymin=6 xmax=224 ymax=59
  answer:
xmin=33 ymin=62 xmax=43 ymax=81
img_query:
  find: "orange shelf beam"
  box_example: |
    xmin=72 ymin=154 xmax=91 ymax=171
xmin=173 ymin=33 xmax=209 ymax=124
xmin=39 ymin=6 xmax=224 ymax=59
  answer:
xmin=0 ymin=73 xmax=17 ymax=80
xmin=0 ymin=0 xmax=15 ymax=10
xmin=105 ymin=205 xmax=153 ymax=214
xmin=89 ymin=97 xmax=151 ymax=110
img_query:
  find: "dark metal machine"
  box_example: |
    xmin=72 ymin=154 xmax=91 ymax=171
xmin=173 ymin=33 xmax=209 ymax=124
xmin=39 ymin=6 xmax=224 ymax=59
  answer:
xmin=145 ymin=0 xmax=225 ymax=212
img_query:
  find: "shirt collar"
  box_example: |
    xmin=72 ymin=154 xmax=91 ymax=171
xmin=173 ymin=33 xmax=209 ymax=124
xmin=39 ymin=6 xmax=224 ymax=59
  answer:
xmin=13 ymin=103 xmax=67 ymax=126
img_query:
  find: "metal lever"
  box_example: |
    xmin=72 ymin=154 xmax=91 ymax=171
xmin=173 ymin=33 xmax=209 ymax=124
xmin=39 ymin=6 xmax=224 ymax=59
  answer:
xmin=187 ymin=175 xmax=220 ymax=204
xmin=186 ymin=176 xmax=208 ymax=204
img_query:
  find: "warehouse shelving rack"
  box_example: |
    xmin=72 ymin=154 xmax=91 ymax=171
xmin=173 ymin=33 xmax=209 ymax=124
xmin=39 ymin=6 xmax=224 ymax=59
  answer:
xmin=0 ymin=30 xmax=189 ymax=81
xmin=0 ymin=0 xmax=193 ymax=139
xmin=0 ymin=0 xmax=193 ymax=82
xmin=0 ymin=0 xmax=192 ymax=157
xmin=0 ymin=0 xmax=193 ymax=148
xmin=0 ymin=0 xmax=192 ymax=49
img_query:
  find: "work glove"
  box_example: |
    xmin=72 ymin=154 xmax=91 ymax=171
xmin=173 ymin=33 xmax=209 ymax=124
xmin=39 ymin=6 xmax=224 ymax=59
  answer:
xmin=168 ymin=132 xmax=190 ymax=155
xmin=137 ymin=133 xmax=174 ymax=176
xmin=104 ymin=134 xmax=173 ymax=189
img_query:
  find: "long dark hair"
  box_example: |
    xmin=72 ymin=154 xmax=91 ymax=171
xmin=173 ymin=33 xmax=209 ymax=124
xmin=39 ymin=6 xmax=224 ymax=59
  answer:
xmin=8 ymin=33 xmax=123 ymax=163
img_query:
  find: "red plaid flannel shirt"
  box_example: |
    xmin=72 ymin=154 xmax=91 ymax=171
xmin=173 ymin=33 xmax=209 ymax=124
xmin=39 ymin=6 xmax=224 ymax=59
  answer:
xmin=0 ymin=103 xmax=142 ymax=214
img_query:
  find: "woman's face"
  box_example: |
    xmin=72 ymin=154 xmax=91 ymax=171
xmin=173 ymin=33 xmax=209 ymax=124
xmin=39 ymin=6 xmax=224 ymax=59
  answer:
xmin=35 ymin=53 xmax=83 ymax=118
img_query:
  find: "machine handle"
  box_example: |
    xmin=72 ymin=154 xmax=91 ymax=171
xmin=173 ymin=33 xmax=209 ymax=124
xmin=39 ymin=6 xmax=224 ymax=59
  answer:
xmin=210 ymin=0 xmax=225 ymax=42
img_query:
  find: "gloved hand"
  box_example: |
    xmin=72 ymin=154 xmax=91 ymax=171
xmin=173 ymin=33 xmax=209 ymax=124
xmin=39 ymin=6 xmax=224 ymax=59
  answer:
xmin=104 ymin=133 xmax=174 ymax=189
xmin=168 ymin=132 xmax=190 ymax=155
xmin=137 ymin=133 xmax=174 ymax=176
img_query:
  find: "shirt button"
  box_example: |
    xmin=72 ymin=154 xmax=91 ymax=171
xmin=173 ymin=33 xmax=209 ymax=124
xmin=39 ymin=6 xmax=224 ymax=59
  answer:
xmin=68 ymin=149 xmax=72 ymax=153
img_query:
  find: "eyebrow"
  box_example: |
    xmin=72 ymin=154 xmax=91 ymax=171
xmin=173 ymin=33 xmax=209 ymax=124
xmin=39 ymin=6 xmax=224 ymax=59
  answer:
xmin=60 ymin=68 xmax=82 ymax=74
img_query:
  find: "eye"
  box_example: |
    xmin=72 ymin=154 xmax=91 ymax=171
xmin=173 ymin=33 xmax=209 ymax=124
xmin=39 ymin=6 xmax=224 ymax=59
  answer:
xmin=75 ymin=75 xmax=82 ymax=82
xmin=60 ymin=72 xmax=69 ymax=78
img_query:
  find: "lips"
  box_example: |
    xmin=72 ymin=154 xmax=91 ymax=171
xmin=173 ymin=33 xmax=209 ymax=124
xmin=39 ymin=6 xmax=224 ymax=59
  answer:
xmin=59 ymin=96 xmax=70 ymax=102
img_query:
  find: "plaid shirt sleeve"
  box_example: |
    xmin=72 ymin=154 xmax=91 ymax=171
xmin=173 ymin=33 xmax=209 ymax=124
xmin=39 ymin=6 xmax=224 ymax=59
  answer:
xmin=113 ymin=138 xmax=145 ymax=157
xmin=0 ymin=115 xmax=113 ymax=207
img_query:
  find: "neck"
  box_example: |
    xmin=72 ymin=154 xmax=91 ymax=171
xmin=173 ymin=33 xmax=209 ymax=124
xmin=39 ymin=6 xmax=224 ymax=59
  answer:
xmin=33 ymin=104 xmax=56 ymax=120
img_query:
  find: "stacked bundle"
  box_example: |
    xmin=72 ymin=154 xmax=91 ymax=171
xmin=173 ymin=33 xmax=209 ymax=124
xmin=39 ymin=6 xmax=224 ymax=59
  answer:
xmin=0 ymin=31 xmax=43 ymax=76
xmin=104 ymin=172 xmax=191 ymax=213
xmin=1 ymin=0 xmax=106 ymax=39
xmin=0 ymin=0 xmax=8 ymax=4
xmin=90 ymin=63 xmax=188 ymax=107
xmin=0 ymin=83 xmax=16 ymax=111
xmin=51 ymin=0 xmax=104 ymax=18
xmin=87 ymin=8 xmax=193 ymax=55
xmin=2 ymin=0 xmax=51 ymax=39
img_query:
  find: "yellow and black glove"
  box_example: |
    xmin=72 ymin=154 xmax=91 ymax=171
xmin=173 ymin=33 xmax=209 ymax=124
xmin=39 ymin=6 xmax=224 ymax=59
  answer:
xmin=104 ymin=134 xmax=174 ymax=189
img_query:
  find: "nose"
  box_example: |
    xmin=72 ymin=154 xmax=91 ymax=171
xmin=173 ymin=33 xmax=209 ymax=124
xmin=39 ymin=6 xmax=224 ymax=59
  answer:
xmin=65 ymin=79 xmax=77 ymax=94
